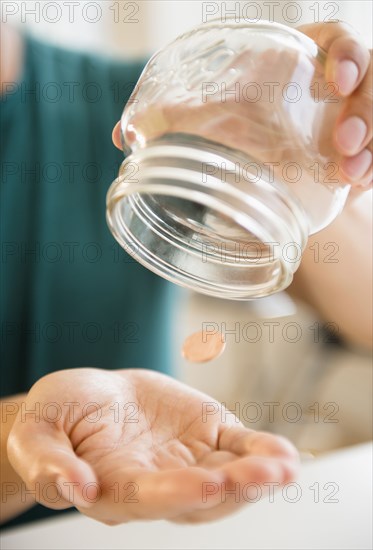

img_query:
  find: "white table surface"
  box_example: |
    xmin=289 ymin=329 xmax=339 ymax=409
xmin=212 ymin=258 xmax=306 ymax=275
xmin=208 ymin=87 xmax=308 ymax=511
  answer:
xmin=1 ymin=443 xmax=372 ymax=550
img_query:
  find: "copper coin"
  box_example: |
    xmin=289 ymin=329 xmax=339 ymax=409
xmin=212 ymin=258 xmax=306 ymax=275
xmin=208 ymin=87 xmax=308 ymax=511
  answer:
xmin=181 ymin=330 xmax=226 ymax=363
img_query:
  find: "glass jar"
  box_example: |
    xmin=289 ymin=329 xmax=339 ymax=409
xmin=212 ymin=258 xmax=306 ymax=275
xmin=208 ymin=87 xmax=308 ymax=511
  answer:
xmin=106 ymin=19 xmax=350 ymax=299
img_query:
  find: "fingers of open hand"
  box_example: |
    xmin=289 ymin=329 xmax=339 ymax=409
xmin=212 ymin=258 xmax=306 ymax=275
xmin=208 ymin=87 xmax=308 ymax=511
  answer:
xmin=78 ymin=467 xmax=226 ymax=525
xmin=74 ymin=427 xmax=299 ymax=526
xmin=218 ymin=426 xmax=299 ymax=487
xmin=169 ymin=439 xmax=299 ymax=524
xmin=165 ymin=427 xmax=300 ymax=524
xmin=218 ymin=425 xmax=299 ymax=459
xmin=80 ymin=454 xmax=295 ymax=526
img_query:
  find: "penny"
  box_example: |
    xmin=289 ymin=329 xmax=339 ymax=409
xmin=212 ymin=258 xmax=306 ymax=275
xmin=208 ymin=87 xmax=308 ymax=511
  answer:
xmin=181 ymin=330 xmax=226 ymax=363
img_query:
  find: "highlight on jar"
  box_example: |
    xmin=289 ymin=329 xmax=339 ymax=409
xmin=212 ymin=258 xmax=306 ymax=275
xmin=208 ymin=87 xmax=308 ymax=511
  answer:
xmin=107 ymin=18 xmax=351 ymax=300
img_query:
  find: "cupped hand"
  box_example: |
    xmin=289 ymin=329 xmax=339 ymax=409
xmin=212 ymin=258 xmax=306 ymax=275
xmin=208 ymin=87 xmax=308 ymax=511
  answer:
xmin=8 ymin=368 xmax=298 ymax=524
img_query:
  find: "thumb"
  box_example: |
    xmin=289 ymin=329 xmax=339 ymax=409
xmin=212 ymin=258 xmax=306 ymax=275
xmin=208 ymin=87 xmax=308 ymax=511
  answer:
xmin=112 ymin=121 xmax=122 ymax=150
xmin=7 ymin=417 xmax=97 ymax=510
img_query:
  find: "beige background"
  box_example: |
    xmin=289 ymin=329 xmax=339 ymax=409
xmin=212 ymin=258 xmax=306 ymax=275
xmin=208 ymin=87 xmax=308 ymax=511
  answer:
xmin=7 ymin=0 xmax=373 ymax=57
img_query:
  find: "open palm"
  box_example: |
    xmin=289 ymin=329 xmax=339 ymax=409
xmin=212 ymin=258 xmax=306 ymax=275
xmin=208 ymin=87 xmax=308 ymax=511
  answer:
xmin=8 ymin=368 xmax=298 ymax=524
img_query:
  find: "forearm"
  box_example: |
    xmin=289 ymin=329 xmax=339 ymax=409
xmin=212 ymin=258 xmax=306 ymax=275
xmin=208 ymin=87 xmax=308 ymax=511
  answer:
xmin=0 ymin=394 xmax=36 ymax=524
xmin=289 ymin=192 xmax=373 ymax=350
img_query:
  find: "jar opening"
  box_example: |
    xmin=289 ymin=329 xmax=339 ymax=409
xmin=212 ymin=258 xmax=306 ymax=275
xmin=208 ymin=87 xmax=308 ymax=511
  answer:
xmin=106 ymin=134 xmax=309 ymax=299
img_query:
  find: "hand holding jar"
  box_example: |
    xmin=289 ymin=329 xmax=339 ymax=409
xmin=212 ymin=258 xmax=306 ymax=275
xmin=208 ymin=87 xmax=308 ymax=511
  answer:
xmin=109 ymin=20 xmax=372 ymax=299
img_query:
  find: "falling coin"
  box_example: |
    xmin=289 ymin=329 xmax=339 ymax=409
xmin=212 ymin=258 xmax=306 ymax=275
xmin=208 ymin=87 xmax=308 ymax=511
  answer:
xmin=181 ymin=330 xmax=226 ymax=363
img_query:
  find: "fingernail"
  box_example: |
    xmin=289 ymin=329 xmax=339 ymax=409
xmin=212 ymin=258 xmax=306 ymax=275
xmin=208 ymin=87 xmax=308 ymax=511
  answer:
xmin=341 ymin=149 xmax=372 ymax=181
xmin=336 ymin=116 xmax=367 ymax=154
xmin=335 ymin=59 xmax=359 ymax=96
xmin=57 ymin=476 xmax=92 ymax=509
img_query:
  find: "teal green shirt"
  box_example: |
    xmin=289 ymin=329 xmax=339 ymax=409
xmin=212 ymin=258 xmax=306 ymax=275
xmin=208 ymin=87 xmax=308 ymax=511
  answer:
xmin=1 ymin=37 xmax=176 ymax=410
xmin=1 ymin=33 xmax=176 ymax=528
xmin=1 ymin=37 xmax=175 ymax=400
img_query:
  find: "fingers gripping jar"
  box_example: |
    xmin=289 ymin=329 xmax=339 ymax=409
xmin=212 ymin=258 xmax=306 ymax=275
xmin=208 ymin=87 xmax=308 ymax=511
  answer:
xmin=106 ymin=19 xmax=350 ymax=299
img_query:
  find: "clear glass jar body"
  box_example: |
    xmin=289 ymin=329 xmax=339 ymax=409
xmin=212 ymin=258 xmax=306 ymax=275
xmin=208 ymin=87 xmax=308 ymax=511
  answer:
xmin=107 ymin=19 xmax=350 ymax=299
